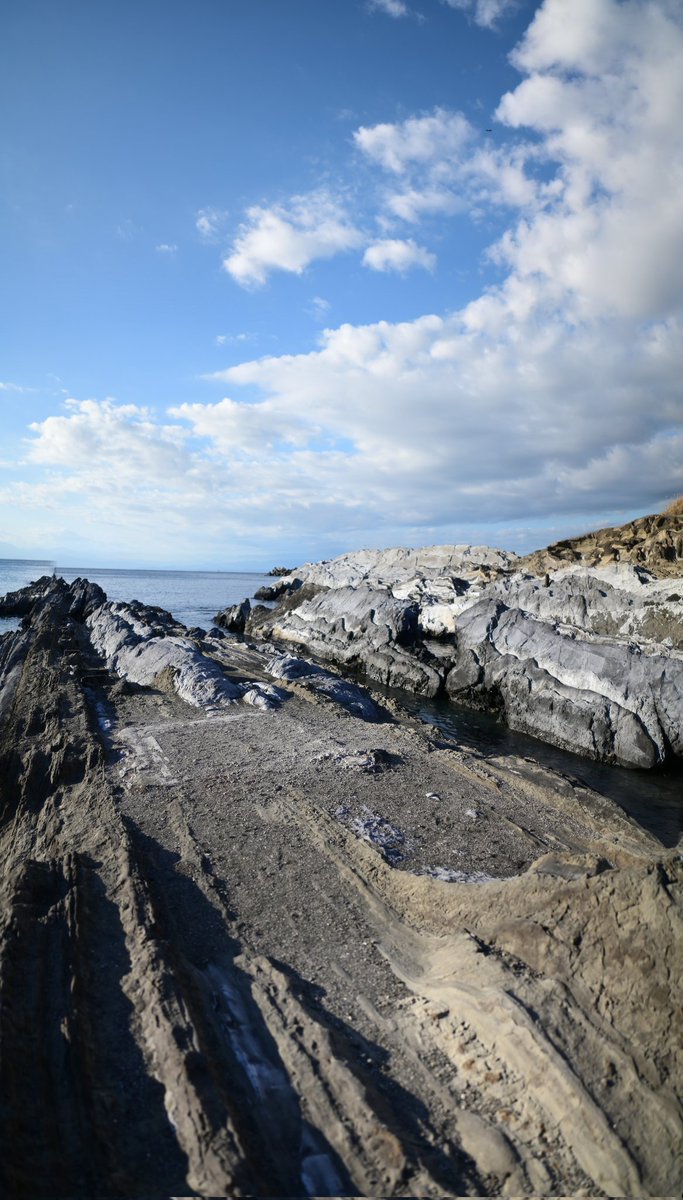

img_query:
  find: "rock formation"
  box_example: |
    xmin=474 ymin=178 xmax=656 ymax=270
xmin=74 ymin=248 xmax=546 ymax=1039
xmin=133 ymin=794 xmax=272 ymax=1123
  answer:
xmin=220 ymin=513 xmax=683 ymax=769
xmin=1 ymin=571 xmax=681 ymax=1196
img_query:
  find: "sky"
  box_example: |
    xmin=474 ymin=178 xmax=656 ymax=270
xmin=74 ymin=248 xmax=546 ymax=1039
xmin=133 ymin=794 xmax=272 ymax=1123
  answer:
xmin=1 ymin=0 xmax=682 ymax=569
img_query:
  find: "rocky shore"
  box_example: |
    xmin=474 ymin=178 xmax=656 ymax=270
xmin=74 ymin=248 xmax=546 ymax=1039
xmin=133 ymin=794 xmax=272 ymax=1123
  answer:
xmin=0 ymin=566 xmax=681 ymax=1195
xmin=218 ymin=511 xmax=683 ymax=771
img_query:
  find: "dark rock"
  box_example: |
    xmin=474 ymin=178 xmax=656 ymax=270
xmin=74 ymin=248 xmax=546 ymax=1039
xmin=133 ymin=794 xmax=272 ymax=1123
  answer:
xmin=214 ymin=599 xmax=251 ymax=633
xmin=254 ymin=577 xmax=303 ymax=602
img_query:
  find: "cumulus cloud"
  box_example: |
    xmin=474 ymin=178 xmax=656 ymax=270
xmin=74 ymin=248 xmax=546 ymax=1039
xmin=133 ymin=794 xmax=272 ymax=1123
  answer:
xmin=223 ymin=192 xmax=364 ymax=287
xmin=27 ymin=399 xmax=188 ymax=473
xmin=155 ymin=243 xmax=177 ymax=254
xmin=441 ymin=0 xmax=515 ymax=28
xmin=363 ymin=238 xmax=436 ymax=272
xmin=489 ymin=0 xmax=683 ymax=323
xmin=354 ymin=106 xmax=544 ymax=228
xmin=354 ymin=108 xmax=473 ymax=174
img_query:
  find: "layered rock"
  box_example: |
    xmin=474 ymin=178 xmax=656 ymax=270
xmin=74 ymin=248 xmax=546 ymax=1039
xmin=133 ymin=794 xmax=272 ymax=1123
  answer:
xmin=233 ymin=514 xmax=683 ymax=769
xmin=444 ymin=595 xmax=681 ymax=769
xmin=2 ymin=562 xmax=682 ymax=1197
xmin=0 ymin=578 xmax=281 ymax=713
xmin=519 ymin=511 xmax=683 ymax=578
xmin=251 ymin=582 xmax=441 ymax=696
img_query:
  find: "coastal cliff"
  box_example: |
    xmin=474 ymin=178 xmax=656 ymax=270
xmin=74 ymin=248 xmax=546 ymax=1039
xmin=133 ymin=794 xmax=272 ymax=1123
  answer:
xmin=0 ymin=567 xmax=681 ymax=1195
xmin=219 ymin=511 xmax=683 ymax=770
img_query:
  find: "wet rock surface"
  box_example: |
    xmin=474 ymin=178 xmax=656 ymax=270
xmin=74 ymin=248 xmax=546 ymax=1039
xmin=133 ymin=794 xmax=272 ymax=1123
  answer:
xmin=243 ymin=514 xmax=683 ymax=769
xmin=0 ymin=574 xmax=682 ymax=1196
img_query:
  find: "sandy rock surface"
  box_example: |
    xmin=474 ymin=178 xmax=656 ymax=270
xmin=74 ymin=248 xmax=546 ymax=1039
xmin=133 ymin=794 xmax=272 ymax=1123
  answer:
xmin=0 ymin=576 xmax=681 ymax=1196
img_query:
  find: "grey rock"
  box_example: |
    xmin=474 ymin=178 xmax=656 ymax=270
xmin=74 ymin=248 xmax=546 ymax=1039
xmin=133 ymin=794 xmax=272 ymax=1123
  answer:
xmin=256 ymin=584 xmax=442 ymax=697
xmin=281 ymin=543 xmax=518 ymax=595
xmin=87 ymin=600 xmax=280 ymax=711
xmin=215 ymin=598 xmax=251 ymax=633
xmin=445 ymin=597 xmax=683 ymax=768
xmin=254 ymin=578 xmax=303 ymax=601
xmin=239 ymin=538 xmax=683 ymax=768
xmin=265 ymin=652 xmax=379 ymax=719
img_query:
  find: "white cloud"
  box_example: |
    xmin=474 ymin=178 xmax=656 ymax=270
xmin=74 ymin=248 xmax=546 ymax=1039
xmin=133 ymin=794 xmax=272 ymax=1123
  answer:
xmin=363 ymin=238 xmax=436 ymax=272
xmin=196 ymin=207 xmax=230 ymax=241
xmin=215 ymin=332 xmax=251 ymax=347
xmin=223 ymin=192 xmax=363 ymax=287
xmin=155 ymin=243 xmax=177 ymax=254
xmin=369 ymin=0 xmax=411 ymax=16
xmin=386 ymin=185 xmax=465 ymax=222
xmin=441 ymin=0 xmax=515 ymax=28
xmin=354 ymin=108 xmax=473 ymax=174
xmin=354 ymin=106 xmax=543 ymax=229
xmin=7 ymin=0 xmax=683 ymax=564
xmin=0 ymin=382 xmax=27 ymax=393
xmin=27 ymin=399 xmax=188 ymax=472
xmin=489 ymin=0 xmax=683 ymax=322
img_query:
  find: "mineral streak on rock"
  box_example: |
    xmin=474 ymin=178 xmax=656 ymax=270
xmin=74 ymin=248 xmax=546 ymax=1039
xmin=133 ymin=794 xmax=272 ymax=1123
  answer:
xmin=0 ymin=574 xmax=682 ymax=1196
xmin=238 ymin=513 xmax=683 ymax=769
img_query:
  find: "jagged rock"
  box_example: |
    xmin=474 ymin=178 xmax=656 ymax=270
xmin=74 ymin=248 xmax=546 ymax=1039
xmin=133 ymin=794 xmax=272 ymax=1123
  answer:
xmin=277 ymin=544 xmax=518 ymax=595
xmin=265 ymin=652 xmax=379 ymax=719
xmin=0 ymin=574 xmax=106 ymax=621
xmin=520 ymin=512 xmax=683 ymax=578
xmin=87 ymin=600 xmax=280 ymax=711
xmin=215 ymin=598 xmax=251 ymax=633
xmin=235 ymin=515 xmax=683 ymax=768
xmin=254 ymin=577 xmax=302 ymax=601
xmin=444 ymin=598 xmax=682 ymax=769
xmin=254 ymin=584 xmax=442 ymax=697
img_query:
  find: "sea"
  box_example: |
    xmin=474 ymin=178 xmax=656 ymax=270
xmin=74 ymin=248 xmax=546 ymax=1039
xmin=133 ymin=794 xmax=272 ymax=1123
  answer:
xmin=0 ymin=557 xmax=272 ymax=635
xmin=1 ymin=556 xmax=681 ymax=845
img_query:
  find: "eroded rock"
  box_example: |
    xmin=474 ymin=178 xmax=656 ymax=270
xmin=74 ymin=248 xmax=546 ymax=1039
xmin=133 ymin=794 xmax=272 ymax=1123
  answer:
xmin=233 ymin=515 xmax=683 ymax=768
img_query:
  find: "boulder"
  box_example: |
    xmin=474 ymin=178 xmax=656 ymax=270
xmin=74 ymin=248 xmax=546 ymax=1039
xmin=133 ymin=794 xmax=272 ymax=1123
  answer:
xmin=215 ymin=598 xmax=251 ymax=633
xmin=86 ymin=598 xmax=280 ymax=711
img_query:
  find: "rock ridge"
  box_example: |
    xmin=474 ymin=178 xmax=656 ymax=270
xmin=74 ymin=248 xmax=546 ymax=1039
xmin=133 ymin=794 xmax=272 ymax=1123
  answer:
xmin=217 ymin=513 xmax=683 ymax=769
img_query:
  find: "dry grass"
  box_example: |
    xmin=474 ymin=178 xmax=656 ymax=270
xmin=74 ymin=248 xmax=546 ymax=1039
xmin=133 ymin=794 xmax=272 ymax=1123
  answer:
xmin=664 ymin=496 xmax=683 ymax=517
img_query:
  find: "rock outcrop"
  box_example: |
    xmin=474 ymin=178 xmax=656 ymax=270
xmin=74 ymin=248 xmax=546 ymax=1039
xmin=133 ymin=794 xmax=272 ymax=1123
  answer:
xmin=519 ymin=511 xmax=683 ymax=578
xmin=231 ymin=514 xmax=683 ymax=769
xmin=1 ymin=566 xmax=682 ymax=1197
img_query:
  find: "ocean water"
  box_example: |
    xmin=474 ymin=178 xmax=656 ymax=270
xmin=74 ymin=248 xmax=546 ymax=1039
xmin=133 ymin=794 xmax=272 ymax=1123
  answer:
xmin=0 ymin=557 xmax=271 ymax=634
xmin=0 ymin=558 xmax=55 ymax=633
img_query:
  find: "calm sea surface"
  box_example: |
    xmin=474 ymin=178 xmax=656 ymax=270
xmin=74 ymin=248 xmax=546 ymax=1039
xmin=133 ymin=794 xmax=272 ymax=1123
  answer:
xmin=1 ymin=557 xmax=681 ymax=844
xmin=0 ymin=557 xmax=271 ymax=634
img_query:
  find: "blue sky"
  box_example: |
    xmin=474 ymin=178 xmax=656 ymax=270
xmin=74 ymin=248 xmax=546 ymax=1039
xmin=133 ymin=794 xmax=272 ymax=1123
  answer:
xmin=1 ymin=0 xmax=682 ymax=568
